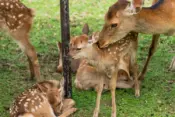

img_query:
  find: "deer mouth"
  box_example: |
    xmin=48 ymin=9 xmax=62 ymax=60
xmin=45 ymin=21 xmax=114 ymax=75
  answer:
xmin=97 ymin=39 xmax=110 ymax=48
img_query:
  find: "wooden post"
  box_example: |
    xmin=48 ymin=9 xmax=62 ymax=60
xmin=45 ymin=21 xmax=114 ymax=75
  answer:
xmin=60 ymin=0 xmax=72 ymax=98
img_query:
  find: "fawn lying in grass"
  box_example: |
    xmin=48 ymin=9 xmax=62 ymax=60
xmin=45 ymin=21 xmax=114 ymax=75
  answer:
xmin=0 ymin=0 xmax=40 ymax=81
xmin=72 ymin=31 xmax=140 ymax=117
xmin=10 ymin=80 xmax=77 ymax=117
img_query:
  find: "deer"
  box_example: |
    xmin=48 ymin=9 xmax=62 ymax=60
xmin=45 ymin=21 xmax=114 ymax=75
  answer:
xmin=0 ymin=0 xmax=40 ymax=81
xmin=57 ymin=24 xmax=99 ymax=73
xmin=72 ymin=32 xmax=139 ymax=117
xmin=96 ymin=0 xmax=175 ymax=80
xmin=10 ymin=80 xmax=77 ymax=117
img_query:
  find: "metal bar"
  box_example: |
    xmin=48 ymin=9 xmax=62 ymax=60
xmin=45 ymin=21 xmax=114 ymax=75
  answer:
xmin=60 ymin=0 xmax=72 ymax=98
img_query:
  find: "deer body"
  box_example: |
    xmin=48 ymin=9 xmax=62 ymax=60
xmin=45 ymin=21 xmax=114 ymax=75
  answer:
xmin=0 ymin=0 xmax=40 ymax=80
xmin=10 ymin=80 xmax=77 ymax=117
xmin=73 ymin=32 xmax=139 ymax=117
xmin=134 ymin=3 xmax=175 ymax=35
xmin=98 ymin=0 xmax=175 ymax=48
xmin=98 ymin=0 xmax=175 ymax=80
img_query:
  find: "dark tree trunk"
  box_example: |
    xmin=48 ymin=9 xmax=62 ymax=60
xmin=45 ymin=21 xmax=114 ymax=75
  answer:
xmin=60 ymin=0 xmax=72 ymax=98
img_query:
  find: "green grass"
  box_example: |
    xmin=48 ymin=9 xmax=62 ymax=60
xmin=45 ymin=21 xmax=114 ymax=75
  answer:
xmin=0 ymin=0 xmax=175 ymax=117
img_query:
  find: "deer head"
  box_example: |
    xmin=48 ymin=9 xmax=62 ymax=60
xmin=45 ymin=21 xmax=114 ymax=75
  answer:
xmin=97 ymin=0 xmax=138 ymax=48
xmin=68 ymin=25 xmax=99 ymax=59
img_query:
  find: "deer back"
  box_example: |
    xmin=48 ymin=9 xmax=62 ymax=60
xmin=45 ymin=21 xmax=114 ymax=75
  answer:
xmin=0 ymin=0 xmax=34 ymax=33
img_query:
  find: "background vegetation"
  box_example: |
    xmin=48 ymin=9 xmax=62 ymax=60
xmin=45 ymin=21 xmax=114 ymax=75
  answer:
xmin=0 ymin=0 xmax=174 ymax=117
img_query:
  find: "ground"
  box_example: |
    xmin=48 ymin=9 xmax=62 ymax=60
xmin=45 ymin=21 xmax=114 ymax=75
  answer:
xmin=0 ymin=0 xmax=175 ymax=117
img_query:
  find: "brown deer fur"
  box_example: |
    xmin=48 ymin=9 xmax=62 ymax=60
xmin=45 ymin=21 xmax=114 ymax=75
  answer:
xmin=10 ymin=80 xmax=77 ymax=117
xmin=0 ymin=0 xmax=40 ymax=80
xmin=57 ymin=24 xmax=96 ymax=73
xmin=97 ymin=0 xmax=174 ymax=80
xmin=73 ymin=32 xmax=139 ymax=117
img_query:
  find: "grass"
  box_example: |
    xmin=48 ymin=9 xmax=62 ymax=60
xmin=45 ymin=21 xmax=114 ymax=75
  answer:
xmin=0 ymin=0 xmax=175 ymax=117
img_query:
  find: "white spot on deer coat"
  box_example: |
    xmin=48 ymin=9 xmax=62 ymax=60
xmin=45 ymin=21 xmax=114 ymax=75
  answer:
xmin=31 ymin=108 xmax=35 ymax=112
xmin=18 ymin=14 xmax=24 ymax=18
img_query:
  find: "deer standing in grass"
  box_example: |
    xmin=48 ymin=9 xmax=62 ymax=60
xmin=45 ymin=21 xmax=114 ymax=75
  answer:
xmin=10 ymin=80 xmax=77 ymax=117
xmin=72 ymin=31 xmax=139 ymax=117
xmin=97 ymin=0 xmax=175 ymax=80
xmin=0 ymin=0 xmax=40 ymax=80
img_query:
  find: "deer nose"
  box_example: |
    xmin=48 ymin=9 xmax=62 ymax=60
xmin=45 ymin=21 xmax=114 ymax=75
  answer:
xmin=97 ymin=40 xmax=107 ymax=48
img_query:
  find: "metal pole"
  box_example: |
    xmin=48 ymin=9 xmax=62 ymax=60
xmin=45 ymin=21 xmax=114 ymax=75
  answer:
xmin=60 ymin=0 xmax=72 ymax=98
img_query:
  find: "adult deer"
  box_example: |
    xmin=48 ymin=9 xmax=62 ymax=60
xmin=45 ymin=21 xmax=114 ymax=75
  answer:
xmin=97 ymin=0 xmax=175 ymax=80
xmin=10 ymin=80 xmax=77 ymax=117
xmin=0 ymin=0 xmax=40 ymax=80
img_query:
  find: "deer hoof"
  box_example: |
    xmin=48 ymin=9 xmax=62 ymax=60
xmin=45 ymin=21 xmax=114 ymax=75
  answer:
xmin=93 ymin=109 xmax=99 ymax=117
xmin=111 ymin=112 xmax=116 ymax=117
xmin=135 ymin=90 xmax=140 ymax=98
xmin=169 ymin=57 xmax=175 ymax=71
xmin=24 ymin=77 xmax=33 ymax=81
xmin=138 ymin=73 xmax=145 ymax=81
xmin=57 ymin=65 xmax=63 ymax=73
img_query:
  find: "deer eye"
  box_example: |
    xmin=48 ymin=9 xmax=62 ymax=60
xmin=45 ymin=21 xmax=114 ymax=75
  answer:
xmin=111 ymin=23 xmax=118 ymax=28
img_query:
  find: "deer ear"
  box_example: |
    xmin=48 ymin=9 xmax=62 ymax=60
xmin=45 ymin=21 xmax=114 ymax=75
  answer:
xmin=123 ymin=1 xmax=142 ymax=16
xmin=82 ymin=23 xmax=90 ymax=35
xmin=123 ymin=5 xmax=135 ymax=16
xmin=37 ymin=84 xmax=49 ymax=92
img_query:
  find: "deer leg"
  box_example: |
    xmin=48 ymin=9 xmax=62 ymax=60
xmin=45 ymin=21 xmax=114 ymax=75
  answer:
xmin=16 ymin=39 xmax=40 ymax=81
xmin=57 ymin=64 xmax=63 ymax=73
xmin=27 ymin=56 xmax=35 ymax=79
xmin=62 ymin=99 xmax=76 ymax=111
xmin=59 ymin=108 xmax=77 ymax=117
xmin=131 ymin=63 xmax=140 ymax=97
xmin=93 ymin=79 xmax=103 ymax=117
xmin=139 ymin=34 xmax=160 ymax=80
xmin=60 ymin=99 xmax=77 ymax=117
xmin=110 ymin=72 xmax=117 ymax=117
xmin=169 ymin=56 xmax=175 ymax=71
xmin=57 ymin=42 xmax=63 ymax=73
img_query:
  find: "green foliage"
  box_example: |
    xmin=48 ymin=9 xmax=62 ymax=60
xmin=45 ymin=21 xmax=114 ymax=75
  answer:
xmin=0 ymin=0 xmax=175 ymax=117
